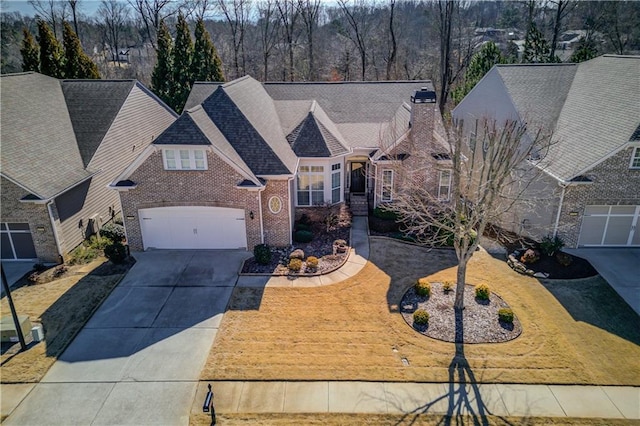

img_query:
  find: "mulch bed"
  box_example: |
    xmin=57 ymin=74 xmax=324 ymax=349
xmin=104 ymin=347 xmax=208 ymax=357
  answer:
xmin=241 ymin=217 xmax=351 ymax=276
xmin=400 ymin=282 xmax=522 ymax=344
xmin=518 ymin=252 xmax=598 ymax=280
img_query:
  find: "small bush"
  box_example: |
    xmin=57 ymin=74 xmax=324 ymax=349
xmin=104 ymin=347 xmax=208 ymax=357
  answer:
xmin=555 ymin=251 xmax=573 ymax=267
xmin=520 ymin=249 xmax=540 ymax=264
xmin=298 ymin=213 xmax=311 ymax=225
xmin=52 ymin=264 xmax=67 ymax=278
xmin=498 ymin=308 xmax=514 ymax=323
xmin=254 ymin=244 xmax=272 ymax=265
xmin=442 ymin=281 xmax=454 ymax=292
xmin=68 ymin=245 xmax=99 ymax=265
xmin=415 ymin=279 xmax=431 ymax=297
xmin=475 ymin=283 xmax=490 ymax=300
xmin=296 ymin=223 xmax=311 ymax=232
xmin=289 ymin=249 xmax=305 ymax=259
xmin=306 ymin=256 xmax=319 ymax=269
xmin=104 ymin=242 xmax=127 ymax=264
xmin=413 ymin=309 xmax=430 ymax=325
xmin=87 ymin=235 xmax=109 ymax=250
xmin=100 ymin=222 xmax=126 ymax=243
xmin=334 ymin=239 xmax=347 ymax=247
xmin=373 ymin=206 xmax=398 ymax=221
xmin=540 ymin=235 xmax=565 ymax=257
xmin=294 ymin=230 xmax=313 ymax=243
xmin=288 ymin=258 xmax=303 ymax=272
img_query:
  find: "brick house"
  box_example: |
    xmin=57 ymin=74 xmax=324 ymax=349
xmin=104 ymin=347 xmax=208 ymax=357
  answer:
xmin=452 ymin=55 xmax=640 ymax=248
xmin=0 ymin=72 xmax=176 ymax=262
xmin=112 ymin=76 xmax=450 ymax=251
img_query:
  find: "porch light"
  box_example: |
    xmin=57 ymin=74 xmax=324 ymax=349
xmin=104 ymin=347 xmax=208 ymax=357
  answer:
xmin=249 ymin=211 xmax=254 ymax=220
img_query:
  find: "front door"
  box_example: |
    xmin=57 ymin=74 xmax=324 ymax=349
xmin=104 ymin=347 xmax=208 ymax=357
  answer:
xmin=350 ymin=162 xmax=366 ymax=193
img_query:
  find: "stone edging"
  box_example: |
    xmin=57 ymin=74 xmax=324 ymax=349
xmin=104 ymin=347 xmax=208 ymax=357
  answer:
xmin=506 ymin=250 xmax=549 ymax=279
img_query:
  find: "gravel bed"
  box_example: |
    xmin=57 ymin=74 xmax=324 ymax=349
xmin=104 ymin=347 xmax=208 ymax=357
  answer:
xmin=400 ymin=282 xmax=522 ymax=343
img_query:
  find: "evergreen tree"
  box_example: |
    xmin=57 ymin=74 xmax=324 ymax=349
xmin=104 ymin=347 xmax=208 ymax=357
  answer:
xmin=20 ymin=27 xmax=40 ymax=72
xmin=191 ymin=18 xmax=225 ymax=83
xmin=151 ymin=20 xmax=173 ymax=108
xmin=522 ymin=23 xmax=559 ymax=64
xmin=452 ymin=42 xmax=503 ymax=104
xmin=63 ymin=22 xmax=100 ymax=79
xmin=569 ymin=38 xmax=598 ymax=63
xmin=37 ymin=20 xmax=64 ymax=78
xmin=170 ymin=13 xmax=193 ymax=113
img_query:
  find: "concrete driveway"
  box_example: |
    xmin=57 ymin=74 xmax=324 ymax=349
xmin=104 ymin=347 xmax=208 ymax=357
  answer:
xmin=5 ymin=249 xmax=250 ymax=426
xmin=566 ymin=248 xmax=640 ymax=315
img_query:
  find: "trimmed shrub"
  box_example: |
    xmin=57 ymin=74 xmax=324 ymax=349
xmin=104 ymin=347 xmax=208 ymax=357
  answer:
xmin=556 ymin=251 xmax=573 ymax=267
xmin=442 ymin=281 xmax=454 ymax=292
xmin=68 ymin=245 xmax=99 ymax=265
xmin=306 ymin=256 xmax=319 ymax=269
xmin=475 ymin=283 xmax=490 ymax=300
xmin=373 ymin=206 xmax=398 ymax=220
xmin=86 ymin=234 xmax=109 ymax=250
xmin=294 ymin=230 xmax=313 ymax=243
xmin=520 ymin=249 xmax=540 ymax=264
xmin=415 ymin=279 xmax=431 ymax=297
xmin=104 ymin=242 xmax=127 ymax=264
xmin=289 ymin=249 xmax=305 ymax=259
xmin=498 ymin=308 xmax=514 ymax=323
xmin=298 ymin=213 xmax=311 ymax=225
xmin=100 ymin=222 xmax=126 ymax=243
xmin=288 ymin=258 xmax=302 ymax=272
xmin=540 ymin=235 xmax=565 ymax=257
xmin=295 ymin=223 xmax=311 ymax=232
xmin=413 ymin=309 xmax=430 ymax=325
xmin=253 ymin=244 xmax=272 ymax=265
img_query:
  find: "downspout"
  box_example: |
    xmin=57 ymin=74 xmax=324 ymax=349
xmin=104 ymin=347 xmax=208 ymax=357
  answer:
xmin=47 ymin=201 xmax=64 ymax=262
xmin=552 ymin=182 xmax=568 ymax=237
xmin=257 ymin=187 xmax=265 ymax=245
xmin=287 ymin=176 xmax=295 ymax=245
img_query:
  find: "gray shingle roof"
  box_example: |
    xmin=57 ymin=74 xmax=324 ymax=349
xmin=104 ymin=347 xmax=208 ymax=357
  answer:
xmin=543 ymin=55 xmax=640 ymax=180
xmin=496 ymin=63 xmax=577 ymax=131
xmin=62 ymin=80 xmax=135 ymax=167
xmin=288 ymin=112 xmax=348 ymax=157
xmin=153 ymin=113 xmax=212 ymax=145
xmin=1 ymin=72 xmax=91 ymax=199
xmin=184 ymin=81 xmax=223 ymax=110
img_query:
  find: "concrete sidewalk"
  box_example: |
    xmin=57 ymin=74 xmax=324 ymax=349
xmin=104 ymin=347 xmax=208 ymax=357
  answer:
xmin=192 ymin=380 xmax=640 ymax=420
xmin=236 ymin=216 xmax=370 ymax=288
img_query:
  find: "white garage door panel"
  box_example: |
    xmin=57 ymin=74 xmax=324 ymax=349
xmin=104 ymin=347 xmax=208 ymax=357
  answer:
xmin=578 ymin=205 xmax=639 ymax=247
xmin=139 ymin=207 xmax=247 ymax=250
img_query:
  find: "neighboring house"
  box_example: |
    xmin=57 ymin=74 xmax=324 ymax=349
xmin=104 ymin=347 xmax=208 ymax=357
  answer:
xmin=111 ymin=76 xmax=449 ymax=251
xmin=1 ymin=72 xmax=176 ymax=262
xmin=453 ymin=55 xmax=640 ymax=248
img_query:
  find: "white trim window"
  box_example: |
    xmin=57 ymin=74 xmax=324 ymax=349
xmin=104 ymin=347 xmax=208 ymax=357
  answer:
xmin=331 ymin=163 xmax=341 ymax=204
xmin=630 ymin=147 xmax=640 ymax=169
xmin=163 ymin=149 xmax=207 ymax=170
xmin=381 ymin=169 xmax=393 ymax=202
xmin=438 ymin=170 xmax=452 ymax=201
xmin=297 ymin=165 xmax=325 ymax=206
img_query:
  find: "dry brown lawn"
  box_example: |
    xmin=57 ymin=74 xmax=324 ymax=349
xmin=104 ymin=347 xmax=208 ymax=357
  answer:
xmin=1 ymin=258 xmax=127 ymax=383
xmin=203 ymin=238 xmax=640 ymax=385
xmin=190 ymin=413 xmax=638 ymax=426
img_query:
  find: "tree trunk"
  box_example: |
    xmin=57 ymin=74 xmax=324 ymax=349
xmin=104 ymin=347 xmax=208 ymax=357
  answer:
xmin=454 ymin=258 xmax=467 ymax=309
xmin=385 ymin=0 xmax=396 ymax=80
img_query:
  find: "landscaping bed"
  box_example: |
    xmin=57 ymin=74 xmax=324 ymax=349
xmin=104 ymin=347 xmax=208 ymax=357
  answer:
xmin=241 ymin=206 xmax=351 ymax=275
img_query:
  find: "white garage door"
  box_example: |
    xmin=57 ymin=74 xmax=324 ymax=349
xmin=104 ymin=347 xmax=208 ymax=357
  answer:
xmin=139 ymin=206 xmax=247 ymax=250
xmin=578 ymin=205 xmax=640 ymax=247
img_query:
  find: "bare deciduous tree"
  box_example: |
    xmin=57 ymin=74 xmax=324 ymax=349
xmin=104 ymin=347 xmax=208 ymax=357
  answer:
xmin=29 ymin=0 xmax=70 ymax=37
xmin=548 ymin=0 xmax=576 ymax=61
xmin=337 ymin=0 xmax=374 ymax=81
xmin=385 ymin=0 xmax=396 ymax=80
xmin=256 ymin=0 xmax=279 ymax=81
xmin=217 ymin=0 xmax=252 ymax=79
xmin=128 ymin=0 xmax=177 ymax=50
xmin=297 ymin=0 xmax=321 ymax=80
xmin=382 ymin=118 xmax=552 ymax=310
xmin=275 ymin=0 xmax=300 ymax=81
xmin=98 ymin=0 xmax=130 ymax=66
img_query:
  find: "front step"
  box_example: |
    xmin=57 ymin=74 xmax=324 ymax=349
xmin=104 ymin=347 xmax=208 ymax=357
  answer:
xmin=350 ymin=195 xmax=368 ymax=216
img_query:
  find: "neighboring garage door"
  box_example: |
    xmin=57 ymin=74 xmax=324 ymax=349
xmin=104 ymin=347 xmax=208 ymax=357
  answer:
xmin=1 ymin=223 xmax=37 ymax=260
xmin=578 ymin=205 xmax=640 ymax=246
xmin=139 ymin=206 xmax=247 ymax=250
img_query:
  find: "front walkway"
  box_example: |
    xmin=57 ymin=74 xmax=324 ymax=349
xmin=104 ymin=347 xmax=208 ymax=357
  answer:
xmin=191 ymin=380 xmax=639 ymax=420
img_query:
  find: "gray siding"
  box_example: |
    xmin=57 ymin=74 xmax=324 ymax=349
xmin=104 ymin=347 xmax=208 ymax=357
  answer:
xmin=56 ymin=85 xmax=175 ymax=254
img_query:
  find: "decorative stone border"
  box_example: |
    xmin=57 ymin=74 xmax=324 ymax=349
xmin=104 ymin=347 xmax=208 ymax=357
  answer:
xmin=507 ymin=250 xmax=549 ymax=279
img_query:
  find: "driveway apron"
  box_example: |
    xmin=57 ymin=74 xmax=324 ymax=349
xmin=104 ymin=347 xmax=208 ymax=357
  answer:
xmin=5 ymin=250 xmax=249 ymax=426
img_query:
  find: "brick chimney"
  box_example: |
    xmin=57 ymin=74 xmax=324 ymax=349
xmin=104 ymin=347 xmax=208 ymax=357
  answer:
xmin=410 ymin=87 xmax=437 ymax=151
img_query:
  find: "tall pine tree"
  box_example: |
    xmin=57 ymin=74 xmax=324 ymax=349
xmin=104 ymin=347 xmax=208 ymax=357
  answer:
xmin=37 ymin=20 xmax=64 ymax=78
xmin=21 ymin=27 xmax=40 ymax=72
xmin=452 ymin=42 xmax=503 ymax=104
xmin=170 ymin=13 xmax=193 ymax=113
xmin=522 ymin=23 xmax=559 ymax=63
xmin=191 ymin=18 xmax=225 ymax=83
xmin=151 ymin=20 xmax=173 ymax=109
xmin=63 ymin=22 xmax=100 ymax=79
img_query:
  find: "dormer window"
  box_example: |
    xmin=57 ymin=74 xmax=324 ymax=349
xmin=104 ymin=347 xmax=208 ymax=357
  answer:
xmin=630 ymin=147 xmax=640 ymax=169
xmin=163 ymin=149 xmax=207 ymax=170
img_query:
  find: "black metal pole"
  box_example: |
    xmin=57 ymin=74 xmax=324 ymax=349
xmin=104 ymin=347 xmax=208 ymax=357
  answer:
xmin=1 ymin=265 xmax=27 ymax=350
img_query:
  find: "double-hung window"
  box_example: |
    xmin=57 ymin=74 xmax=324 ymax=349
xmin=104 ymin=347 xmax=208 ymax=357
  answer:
xmin=297 ymin=165 xmax=324 ymax=206
xmin=381 ymin=170 xmax=393 ymax=202
xmin=631 ymin=147 xmax=640 ymax=169
xmin=163 ymin=149 xmax=207 ymax=170
xmin=438 ymin=170 xmax=452 ymax=201
xmin=331 ymin=163 xmax=341 ymax=203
